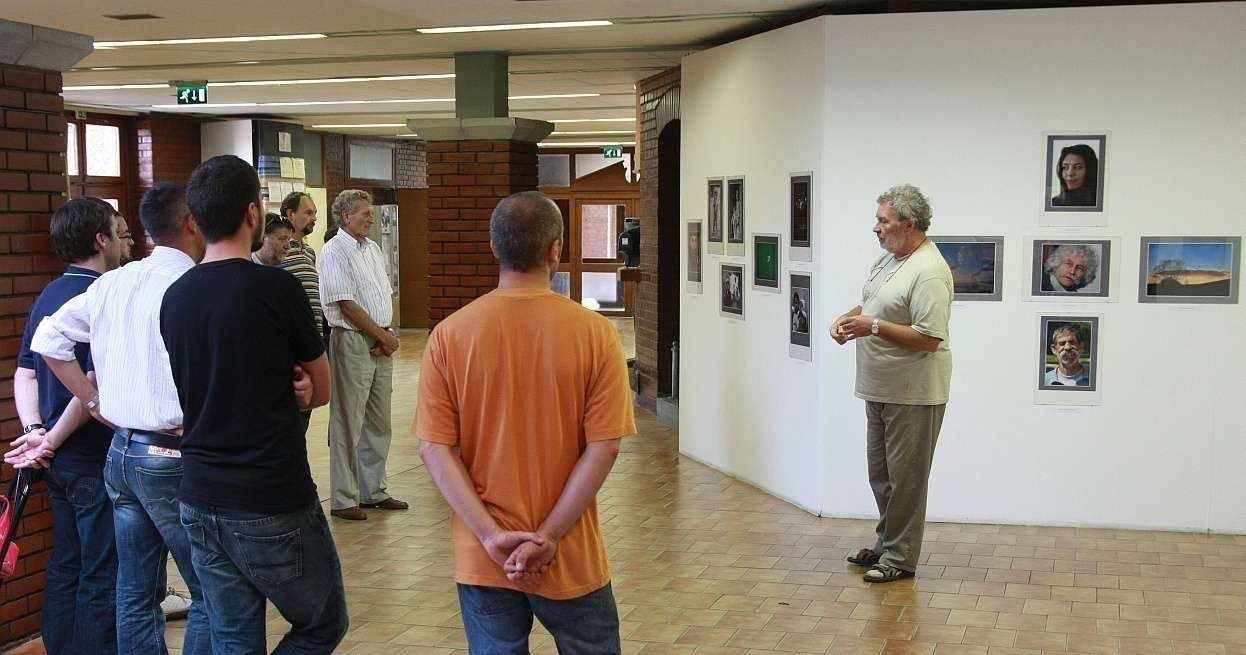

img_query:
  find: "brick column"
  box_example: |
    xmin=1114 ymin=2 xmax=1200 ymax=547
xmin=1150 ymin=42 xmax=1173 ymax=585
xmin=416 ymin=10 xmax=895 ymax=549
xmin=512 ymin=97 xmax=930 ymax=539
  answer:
xmin=634 ymin=67 xmax=681 ymax=409
xmin=424 ymin=140 xmax=537 ymax=325
xmin=0 ymin=19 xmax=92 ymax=649
xmin=409 ymin=118 xmax=550 ymax=327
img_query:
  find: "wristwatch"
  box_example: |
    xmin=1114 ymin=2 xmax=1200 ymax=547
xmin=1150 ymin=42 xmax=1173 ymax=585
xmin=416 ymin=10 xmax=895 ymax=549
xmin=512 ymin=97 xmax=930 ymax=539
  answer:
xmin=22 ymin=423 xmax=44 ymax=435
xmin=870 ymin=318 xmax=881 ymax=336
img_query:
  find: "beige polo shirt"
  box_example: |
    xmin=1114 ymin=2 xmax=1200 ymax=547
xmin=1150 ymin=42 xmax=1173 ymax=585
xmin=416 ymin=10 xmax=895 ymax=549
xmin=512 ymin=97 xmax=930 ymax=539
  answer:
xmin=855 ymin=240 xmax=954 ymax=406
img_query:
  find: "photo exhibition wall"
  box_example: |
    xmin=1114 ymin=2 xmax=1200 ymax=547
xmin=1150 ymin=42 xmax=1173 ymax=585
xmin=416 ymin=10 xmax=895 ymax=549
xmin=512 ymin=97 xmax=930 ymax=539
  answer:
xmin=679 ymin=2 xmax=1246 ymax=533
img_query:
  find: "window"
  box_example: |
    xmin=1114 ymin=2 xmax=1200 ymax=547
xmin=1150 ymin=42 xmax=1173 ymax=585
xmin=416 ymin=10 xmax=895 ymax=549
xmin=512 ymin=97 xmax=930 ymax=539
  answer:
xmin=580 ymin=204 xmax=618 ymax=260
xmin=85 ymin=123 xmax=121 ymax=177
xmin=66 ymin=122 xmax=78 ymax=176
xmin=348 ymin=142 xmax=393 ymax=182
xmin=538 ymin=154 xmax=570 ymax=187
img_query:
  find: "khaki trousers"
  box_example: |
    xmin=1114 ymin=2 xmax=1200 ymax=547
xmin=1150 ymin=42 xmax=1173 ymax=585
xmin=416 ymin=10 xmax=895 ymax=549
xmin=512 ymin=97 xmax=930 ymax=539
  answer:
xmin=328 ymin=329 xmax=394 ymax=510
xmin=865 ymin=401 xmax=946 ymax=572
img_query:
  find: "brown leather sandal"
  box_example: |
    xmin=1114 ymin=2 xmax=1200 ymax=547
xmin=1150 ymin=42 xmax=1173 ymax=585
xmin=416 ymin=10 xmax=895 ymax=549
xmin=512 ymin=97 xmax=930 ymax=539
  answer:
xmin=846 ymin=548 xmax=881 ymax=566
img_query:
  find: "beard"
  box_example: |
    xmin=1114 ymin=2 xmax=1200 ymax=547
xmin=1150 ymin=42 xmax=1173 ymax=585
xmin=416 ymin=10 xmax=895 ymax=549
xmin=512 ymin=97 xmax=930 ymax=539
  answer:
xmin=1058 ymin=349 xmax=1080 ymax=367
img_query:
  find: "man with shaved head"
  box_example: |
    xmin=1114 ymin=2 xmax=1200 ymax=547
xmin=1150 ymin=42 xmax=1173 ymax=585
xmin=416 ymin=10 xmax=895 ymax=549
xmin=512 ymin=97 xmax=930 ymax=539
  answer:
xmin=417 ymin=191 xmax=636 ymax=653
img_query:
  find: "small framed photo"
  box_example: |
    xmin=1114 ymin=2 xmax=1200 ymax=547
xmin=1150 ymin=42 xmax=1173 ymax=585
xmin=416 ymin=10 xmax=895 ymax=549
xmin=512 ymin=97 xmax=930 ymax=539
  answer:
xmin=752 ymin=233 xmax=781 ymax=293
xmin=931 ymin=236 xmax=1003 ymax=301
xmin=1138 ymin=237 xmax=1240 ymax=304
xmin=725 ymin=176 xmax=745 ymax=257
xmin=790 ymin=172 xmax=813 ymax=262
xmin=1031 ymin=239 xmax=1111 ymax=298
xmin=789 ymin=272 xmax=812 ymax=361
xmin=720 ymin=263 xmax=745 ymax=320
xmin=1036 ymin=315 xmax=1100 ymax=405
xmin=1044 ymin=133 xmax=1106 ymax=214
xmin=687 ymin=221 xmax=703 ymax=294
xmin=706 ymin=178 xmax=724 ymax=255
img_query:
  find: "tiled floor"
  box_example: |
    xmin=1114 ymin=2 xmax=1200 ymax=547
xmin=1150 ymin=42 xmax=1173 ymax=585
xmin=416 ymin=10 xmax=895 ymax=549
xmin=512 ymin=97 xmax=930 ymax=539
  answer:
xmin=8 ymin=325 xmax=1246 ymax=654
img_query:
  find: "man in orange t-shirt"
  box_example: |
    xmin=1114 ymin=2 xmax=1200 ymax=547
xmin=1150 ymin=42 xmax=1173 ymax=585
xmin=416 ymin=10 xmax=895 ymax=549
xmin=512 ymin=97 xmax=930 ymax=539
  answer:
xmin=416 ymin=191 xmax=636 ymax=654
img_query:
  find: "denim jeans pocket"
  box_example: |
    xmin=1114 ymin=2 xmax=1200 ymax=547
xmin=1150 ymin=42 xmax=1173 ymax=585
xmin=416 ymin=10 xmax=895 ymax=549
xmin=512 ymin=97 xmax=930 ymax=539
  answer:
xmin=236 ymin=528 xmax=303 ymax=586
xmin=66 ymin=474 xmax=103 ymax=508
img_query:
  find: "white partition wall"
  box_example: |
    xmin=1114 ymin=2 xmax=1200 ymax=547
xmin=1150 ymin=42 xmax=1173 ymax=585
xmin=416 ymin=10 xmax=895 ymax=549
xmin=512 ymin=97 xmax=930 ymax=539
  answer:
xmin=679 ymin=2 xmax=1246 ymax=532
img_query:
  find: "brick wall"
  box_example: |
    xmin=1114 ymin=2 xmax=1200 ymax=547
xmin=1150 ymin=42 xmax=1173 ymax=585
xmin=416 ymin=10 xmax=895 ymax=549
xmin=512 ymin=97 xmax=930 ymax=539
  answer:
xmin=0 ymin=62 xmax=68 ymax=647
xmin=395 ymin=139 xmax=427 ymax=189
xmin=149 ymin=113 xmax=201 ymax=187
xmin=424 ymin=139 xmax=537 ymax=326
xmin=323 ymin=133 xmax=346 ymax=232
xmin=634 ymin=67 xmax=681 ymax=408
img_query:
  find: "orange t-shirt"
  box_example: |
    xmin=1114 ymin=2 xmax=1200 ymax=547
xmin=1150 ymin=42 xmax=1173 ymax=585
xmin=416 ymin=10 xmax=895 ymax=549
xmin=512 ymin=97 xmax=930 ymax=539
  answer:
xmin=415 ymin=287 xmax=636 ymax=600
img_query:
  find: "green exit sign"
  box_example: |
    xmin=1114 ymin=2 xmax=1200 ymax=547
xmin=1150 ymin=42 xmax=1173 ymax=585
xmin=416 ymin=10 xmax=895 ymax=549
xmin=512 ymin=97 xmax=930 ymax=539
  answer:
xmin=602 ymin=145 xmax=623 ymax=158
xmin=175 ymin=82 xmax=208 ymax=105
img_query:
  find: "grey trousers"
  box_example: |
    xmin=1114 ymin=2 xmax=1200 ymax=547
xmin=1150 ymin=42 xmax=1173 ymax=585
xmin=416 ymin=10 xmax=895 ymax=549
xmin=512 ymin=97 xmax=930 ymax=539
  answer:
xmin=865 ymin=401 xmax=946 ymax=572
xmin=328 ymin=329 xmax=394 ymax=510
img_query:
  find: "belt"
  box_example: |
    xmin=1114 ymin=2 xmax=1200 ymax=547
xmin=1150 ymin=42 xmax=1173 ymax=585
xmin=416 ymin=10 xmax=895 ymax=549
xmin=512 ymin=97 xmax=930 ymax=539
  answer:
xmin=118 ymin=428 xmax=181 ymax=451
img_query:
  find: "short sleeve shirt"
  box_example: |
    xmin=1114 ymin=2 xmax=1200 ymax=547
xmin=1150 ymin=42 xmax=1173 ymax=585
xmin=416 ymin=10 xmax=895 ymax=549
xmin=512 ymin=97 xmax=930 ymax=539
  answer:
xmin=161 ymin=259 xmax=325 ymax=513
xmin=319 ymin=234 xmax=392 ymax=329
xmin=855 ymin=241 xmax=954 ymax=405
xmin=17 ymin=267 xmax=114 ymax=475
xmin=416 ymin=287 xmax=636 ymax=600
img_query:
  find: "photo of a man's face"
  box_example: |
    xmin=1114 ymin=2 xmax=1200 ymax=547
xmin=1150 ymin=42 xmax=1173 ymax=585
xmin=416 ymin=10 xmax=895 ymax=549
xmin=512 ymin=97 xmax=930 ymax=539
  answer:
xmin=1039 ymin=317 xmax=1097 ymax=391
xmin=720 ymin=263 xmax=744 ymax=318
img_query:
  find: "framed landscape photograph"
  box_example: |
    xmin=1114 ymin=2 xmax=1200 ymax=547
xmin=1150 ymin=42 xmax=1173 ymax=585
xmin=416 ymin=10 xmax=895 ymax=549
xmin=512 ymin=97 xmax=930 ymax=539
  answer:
xmin=790 ymin=172 xmax=813 ymax=262
xmin=720 ymin=263 xmax=745 ymax=320
xmin=687 ymin=221 xmax=703 ymax=294
xmin=1037 ymin=315 xmax=1099 ymax=394
xmin=789 ymin=272 xmax=812 ymax=361
xmin=707 ymin=178 xmax=724 ymax=255
xmin=752 ymin=233 xmax=781 ymax=293
xmin=1031 ymin=239 xmax=1111 ymax=298
xmin=1044 ymin=133 xmax=1107 ymax=214
xmin=1138 ymin=236 xmax=1240 ymax=304
xmin=931 ymin=236 xmax=1003 ymax=301
xmin=726 ymin=176 xmax=745 ymax=256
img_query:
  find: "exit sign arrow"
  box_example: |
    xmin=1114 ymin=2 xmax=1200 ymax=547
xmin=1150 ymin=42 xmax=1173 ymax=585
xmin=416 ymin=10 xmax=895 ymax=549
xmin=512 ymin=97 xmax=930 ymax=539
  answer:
xmin=174 ymin=82 xmax=208 ymax=105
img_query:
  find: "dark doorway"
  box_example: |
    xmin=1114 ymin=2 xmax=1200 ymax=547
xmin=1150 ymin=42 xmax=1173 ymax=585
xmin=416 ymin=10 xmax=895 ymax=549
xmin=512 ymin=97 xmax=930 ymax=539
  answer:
xmin=657 ymin=120 xmax=681 ymax=396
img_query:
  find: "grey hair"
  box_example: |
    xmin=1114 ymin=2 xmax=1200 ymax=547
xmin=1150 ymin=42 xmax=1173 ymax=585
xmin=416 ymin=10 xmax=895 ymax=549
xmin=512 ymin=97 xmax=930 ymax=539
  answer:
xmin=1043 ymin=243 xmax=1099 ymax=285
xmin=332 ymin=189 xmax=372 ymax=221
xmin=1050 ymin=324 xmax=1083 ymax=347
xmin=876 ymin=184 xmax=933 ymax=231
xmin=490 ymin=191 xmax=563 ymax=272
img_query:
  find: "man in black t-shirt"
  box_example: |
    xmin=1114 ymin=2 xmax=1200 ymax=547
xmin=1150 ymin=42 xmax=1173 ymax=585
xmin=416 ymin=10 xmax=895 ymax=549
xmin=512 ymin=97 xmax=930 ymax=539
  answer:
xmin=7 ymin=198 xmax=123 ymax=655
xmin=161 ymin=155 xmax=347 ymax=653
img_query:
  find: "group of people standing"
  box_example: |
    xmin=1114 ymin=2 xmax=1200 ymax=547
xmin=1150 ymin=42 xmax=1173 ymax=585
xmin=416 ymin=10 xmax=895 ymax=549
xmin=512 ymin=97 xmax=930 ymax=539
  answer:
xmin=8 ymin=155 xmax=404 ymax=653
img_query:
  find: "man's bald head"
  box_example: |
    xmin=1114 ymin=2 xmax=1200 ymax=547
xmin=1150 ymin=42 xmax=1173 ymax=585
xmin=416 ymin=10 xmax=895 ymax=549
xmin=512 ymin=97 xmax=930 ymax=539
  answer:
xmin=490 ymin=191 xmax=564 ymax=272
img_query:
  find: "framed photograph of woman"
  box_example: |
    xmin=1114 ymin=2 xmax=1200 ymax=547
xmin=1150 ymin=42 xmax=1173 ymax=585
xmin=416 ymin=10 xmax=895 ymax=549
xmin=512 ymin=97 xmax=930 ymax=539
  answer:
xmin=931 ymin=236 xmax=1003 ymax=301
xmin=1138 ymin=236 xmax=1240 ymax=304
xmin=707 ymin=178 xmax=725 ymax=255
xmin=789 ymin=272 xmax=812 ymax=361
xmin=752 ymin=233 xmax=781 ymax=293
xmin=720 ymin=263 xmax=745 ymax=320
xmin=790 ymin=172 xmax=813 ymax=262
xmin=726 ymin=176 xmax=745 ymax=257
xmin=687 ymin=221 xmax=703 ymax=294
xmin=1043 ymin=133 xmax=1107 ymax=216
xmin=1030 ymin=239 xmax=1111 ymax=299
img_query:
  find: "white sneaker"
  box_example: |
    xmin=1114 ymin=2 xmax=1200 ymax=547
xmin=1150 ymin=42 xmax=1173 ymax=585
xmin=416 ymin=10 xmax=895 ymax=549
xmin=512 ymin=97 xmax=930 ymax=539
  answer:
xmin=161 ymin=587 xmax=192 ymax=620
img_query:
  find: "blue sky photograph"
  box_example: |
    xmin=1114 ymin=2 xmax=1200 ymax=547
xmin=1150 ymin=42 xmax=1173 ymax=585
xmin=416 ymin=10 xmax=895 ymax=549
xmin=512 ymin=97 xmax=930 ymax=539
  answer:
xmin=1147 ymin=242 xmax=1233 ymax=272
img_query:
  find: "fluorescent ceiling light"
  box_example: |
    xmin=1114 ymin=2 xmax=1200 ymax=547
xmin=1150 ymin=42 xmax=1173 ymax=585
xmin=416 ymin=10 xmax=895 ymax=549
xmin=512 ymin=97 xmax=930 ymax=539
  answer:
xmin=65 ymin=83 xmax=169 ymax=91
xmin=550 ymin=130 xmax=634 ymax=136
xmin=215 ymin=74 xmax=454 ymax=87
xmin=550 ymin=118 xmax=635 ymax=123
xmin=312 ymin=123 xmax=406 ymax=128
xmin=508 ymin=93 xmax=598 ymax=100
xmin=66 ymin=73 xmax=454 ymax=92
xmin=95 ymin=33 xmax=326 ymax=48
xmin=539 ymin=141 xmax=635 ymax=147
xmin=151 ymin=98 xmax=454 ymax=109
xmin=418 ymin=20 xmax=611 ymax=34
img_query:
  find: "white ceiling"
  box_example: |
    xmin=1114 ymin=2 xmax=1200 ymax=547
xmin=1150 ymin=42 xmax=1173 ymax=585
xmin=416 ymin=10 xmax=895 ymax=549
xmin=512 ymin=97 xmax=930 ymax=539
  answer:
xmin=4 ymin=0 xmax=824 ymax=140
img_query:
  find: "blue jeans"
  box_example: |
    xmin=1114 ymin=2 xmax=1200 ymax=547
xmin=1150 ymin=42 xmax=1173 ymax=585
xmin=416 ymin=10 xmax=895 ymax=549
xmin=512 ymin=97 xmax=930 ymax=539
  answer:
xmin=457 ymin=583 xmax=621 ymax=655
xmin=104 ymin=432 xmax=211 ymax=655
xmin=42 ymin=466 xmax=117 ymax=655
xmin=180 ymin=501 xmax=349 ymax=654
